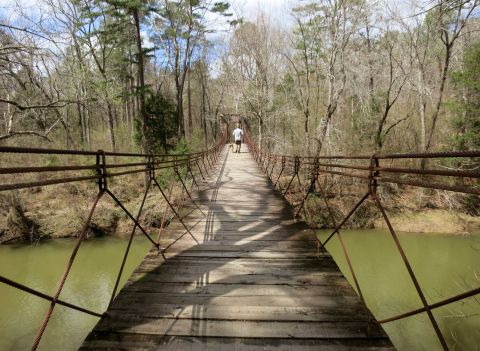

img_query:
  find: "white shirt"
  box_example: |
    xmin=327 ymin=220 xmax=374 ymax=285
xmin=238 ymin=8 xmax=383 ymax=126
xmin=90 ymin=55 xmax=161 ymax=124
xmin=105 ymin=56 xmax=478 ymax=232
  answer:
xmin=233 ymin=128 xmax=243 ymax=141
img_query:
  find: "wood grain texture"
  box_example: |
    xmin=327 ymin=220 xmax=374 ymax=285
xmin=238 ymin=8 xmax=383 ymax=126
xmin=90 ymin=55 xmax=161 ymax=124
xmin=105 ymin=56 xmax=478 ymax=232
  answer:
xmin=81 ymin=145 xmax=394 ymax=350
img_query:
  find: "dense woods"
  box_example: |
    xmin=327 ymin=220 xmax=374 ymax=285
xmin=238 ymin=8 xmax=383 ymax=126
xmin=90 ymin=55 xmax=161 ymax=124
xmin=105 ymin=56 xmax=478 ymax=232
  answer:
xmin=0 ymin=0 xmax=478 ymax=157
xmin=0 ymin=0 xmax=479 ymax=244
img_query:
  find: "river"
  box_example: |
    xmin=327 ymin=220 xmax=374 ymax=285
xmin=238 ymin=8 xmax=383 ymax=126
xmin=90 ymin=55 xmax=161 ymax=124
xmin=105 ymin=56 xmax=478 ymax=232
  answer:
xmin=0 ymin=237 xmax=151 ymax=351
xmin=0 ymin=232 xmax=479 ymax=350
xmin=318 ymin=229 xmax=480 ymax=351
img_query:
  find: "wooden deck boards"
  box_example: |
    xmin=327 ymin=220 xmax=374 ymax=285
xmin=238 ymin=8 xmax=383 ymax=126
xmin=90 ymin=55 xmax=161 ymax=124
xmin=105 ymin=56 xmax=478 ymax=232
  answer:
xmin=81 ymin=145 xmax=394 ymax=350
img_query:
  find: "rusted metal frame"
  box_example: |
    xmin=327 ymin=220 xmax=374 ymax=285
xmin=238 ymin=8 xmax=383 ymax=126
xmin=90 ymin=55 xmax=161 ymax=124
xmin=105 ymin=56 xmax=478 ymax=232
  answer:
xmin=30 ymin=150 xmax=109 ymax=350
xmin=105 ymin=161 xmax=151 ymax=169
xmin=283 ymin=157 xmax=300 ymax=197
xmin=31 ymin=189 xmax=105 ymax=350
xmin=274 ymin=156 xmax=286 ymax=189
xmin=200 ymin=154 xmax=209 ymax=178
xmin=195 ymin=158 xmax=206 ymax=181
xmin=108 ymin=176 xmax=154 ymax=309
xmin=174 ymin=164 xmax=193 ymax=200
xmin=156 ymin=180 xmax=175 ymax=244
xmin=0 ymin=275 xmax=104 ymax=318
xmin=294 ymin=175 xmax=316 ymax=218
xmin=187 ymin=156 xmax=199 ymax=188
xmin=0 ymin=145 xmax=100 ymax=155
xmin=378 ymin=149 xmax=480 ymax=159
xmin=294 ymin=158 xmax=319 ymax=218
xmin=268 ymin=156 xmax=278 ymax=181
xmin=106 ymin=168 xmax=149 ymax=178
xmin=0 ymin=164 xmax=100 ymax=174
xmin=174 ymin=165 xmax=205 ymax=217
xmin=206 ymin=151 xmax=214 ymax=170
xmin=377 ymin=176 xmax=480 ymax=195
xmin=106 ymin=189 xmax=159 ymax=248
xmin=315 ymin=173 xmax=365 ymax=304
xmin=369 ymin=154 xmax=448 ymax=350
xmin=256 ymin=149 xmax=480 ymax=160
xmin=375 ymin=166 xmax=480 ymax=178
xmin=378 ymin=285 xmax=480 ymax=324
xmin=296 ymin=159 xmax=303 ymax=189
xmin=2 ymin=142 xmax=475 ymax=159
xmin=152 ymin=177 xmax=199 ymax=245
xmin=260 ymin=151 xmax=267 ymax=172
xmin=315 ymin=162 xmax=370 ymax=171
xmin=373 ymin=193 xmax=448 ymax=350
xmin=264 ymin=154 xmax=272 ymax=174
xmin=320 ymin=192 xmax=370 ymax=249
xmin=0 ymin=175 xmax=100 ymax=192
xmin=257 ymin=149 xmax=263 ymax=169
xmin=320 ymin=169 xmax=370 ymax=180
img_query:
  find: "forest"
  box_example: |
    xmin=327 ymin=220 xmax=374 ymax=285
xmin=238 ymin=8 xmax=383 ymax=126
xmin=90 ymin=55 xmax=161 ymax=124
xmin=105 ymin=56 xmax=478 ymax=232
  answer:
xmin=0 ymin=0 xmax=478 ymax=155
xmin=0 ymin=0 xmax=479 ymax=243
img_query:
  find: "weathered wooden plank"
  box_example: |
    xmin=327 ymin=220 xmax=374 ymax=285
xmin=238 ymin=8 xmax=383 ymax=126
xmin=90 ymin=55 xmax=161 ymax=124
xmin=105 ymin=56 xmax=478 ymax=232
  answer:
xmin=120 ymin=282 xmax=354 ymax=296
xmin=92 ymin=316 xmax=388 ymax=339
xmin=82 ymin=335 xmax=395 ymax=351
xmin=82 ymin=145 xmax=393 ymax=350
xmin=106 ymin=303 xmax=370 ymax=322
xmin=127 ymin=271 xmax=346 ymax=285
xmin=135 ymin=259 xmax=339 ymax=273
xmin=141 ymin=256 xmax=331 ymax=266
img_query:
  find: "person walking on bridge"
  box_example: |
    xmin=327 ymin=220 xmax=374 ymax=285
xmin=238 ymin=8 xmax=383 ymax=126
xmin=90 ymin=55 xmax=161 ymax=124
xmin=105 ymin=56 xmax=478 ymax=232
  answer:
xmin=233 ymin=124 xmax=243 ymax=153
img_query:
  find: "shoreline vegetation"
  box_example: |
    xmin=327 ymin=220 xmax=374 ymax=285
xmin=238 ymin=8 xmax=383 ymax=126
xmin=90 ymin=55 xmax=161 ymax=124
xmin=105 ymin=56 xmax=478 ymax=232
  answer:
xmin=1 ymin=181 xmax=478 ymax=245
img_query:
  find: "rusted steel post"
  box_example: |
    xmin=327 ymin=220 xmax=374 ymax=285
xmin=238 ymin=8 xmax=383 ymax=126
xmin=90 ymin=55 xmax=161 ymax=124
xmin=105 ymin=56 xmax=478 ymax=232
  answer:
xmin=283 ymin=157 xmax=300 ymax=197
xmin=294 ymin=158 xmax=319 ymax=218
xmin=187 ymin=156 xmax=199 ymax=188
xmin=268 ymin=156 xmax=278 ymax=180
xmin=109 ymin=160 xmax=154 ymax=308
xmin=274 ymin=156 xmax=285 ymax=188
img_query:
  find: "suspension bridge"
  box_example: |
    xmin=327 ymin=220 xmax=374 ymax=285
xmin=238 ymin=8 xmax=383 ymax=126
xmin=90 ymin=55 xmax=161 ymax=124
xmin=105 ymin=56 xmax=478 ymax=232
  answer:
xmin=0 ymin=129 xmax=479 ymax=350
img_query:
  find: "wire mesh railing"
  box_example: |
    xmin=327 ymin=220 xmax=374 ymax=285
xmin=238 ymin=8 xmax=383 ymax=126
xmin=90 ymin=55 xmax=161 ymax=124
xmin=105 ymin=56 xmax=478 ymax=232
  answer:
xmin=0 ymin=129 xmax=227 ymax=350
xmin=244 ymin=131 xmax=480 ymax=351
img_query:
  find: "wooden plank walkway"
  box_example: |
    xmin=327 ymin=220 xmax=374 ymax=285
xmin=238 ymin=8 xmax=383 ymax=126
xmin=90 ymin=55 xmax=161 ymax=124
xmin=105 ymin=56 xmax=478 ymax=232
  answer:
xmin=81 ymin=145 xmax=394 ymax=350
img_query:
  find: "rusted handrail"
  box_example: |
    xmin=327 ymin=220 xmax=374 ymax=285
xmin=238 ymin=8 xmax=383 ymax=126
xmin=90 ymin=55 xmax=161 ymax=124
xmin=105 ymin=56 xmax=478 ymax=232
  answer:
xmin=0 ymin=129 xmax=227 ymax=350
xmin=244 ymin=131 xmax=479 ymax=351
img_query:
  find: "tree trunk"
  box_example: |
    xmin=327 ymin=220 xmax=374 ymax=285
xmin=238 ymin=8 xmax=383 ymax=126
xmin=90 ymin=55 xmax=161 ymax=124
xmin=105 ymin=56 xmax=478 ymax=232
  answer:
xmin=187 ymin=68 xmax=193 ymax=139
xmin=106 ymin=102 xmax=116 ymax=151
xmin=201 ymin=81 xmax=208 ymax=149
xmin=133 ymin=8 xmax=148 ymax=154
xmin=176 ymin=88 xmax=185 ymax=140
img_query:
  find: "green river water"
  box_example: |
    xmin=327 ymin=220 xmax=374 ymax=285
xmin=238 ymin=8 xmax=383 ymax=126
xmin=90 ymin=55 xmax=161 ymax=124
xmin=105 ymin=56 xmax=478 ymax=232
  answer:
xmin=0 ymin=231 xmax=479 ymax=350
xmin=0 ymin=237 xmax=151 ymax=351
xmin=318 ymin=230 xmax=480 ymax=351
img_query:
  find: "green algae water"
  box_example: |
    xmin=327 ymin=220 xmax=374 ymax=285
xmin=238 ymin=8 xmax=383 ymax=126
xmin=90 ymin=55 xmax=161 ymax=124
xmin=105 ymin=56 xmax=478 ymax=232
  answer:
xmin=0 ymin=237 xmax=151 ymax=351
xmin=1 ymin=232 xmax=479 ymax=350
xmin=318 ymin=229 xmax=480 ymax=351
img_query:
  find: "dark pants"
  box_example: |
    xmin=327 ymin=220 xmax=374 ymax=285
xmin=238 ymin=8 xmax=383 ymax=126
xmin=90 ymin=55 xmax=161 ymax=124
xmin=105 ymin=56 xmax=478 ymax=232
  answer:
xmin=235 ymin=140 xmax=241 ymax=153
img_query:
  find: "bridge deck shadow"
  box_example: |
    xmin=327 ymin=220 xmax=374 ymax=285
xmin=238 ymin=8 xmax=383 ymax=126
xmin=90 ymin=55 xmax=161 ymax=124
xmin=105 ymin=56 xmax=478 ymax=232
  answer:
xmin=81 ymin=145 xmax=394 ymax=351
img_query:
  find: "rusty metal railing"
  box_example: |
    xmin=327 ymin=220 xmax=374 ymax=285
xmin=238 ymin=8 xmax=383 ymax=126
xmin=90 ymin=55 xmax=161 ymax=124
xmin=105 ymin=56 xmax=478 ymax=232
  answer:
xmin=0 ymin=129 xmax=227 ymax=350
xmin=245 ymin=131 xmax=480 ymax=351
